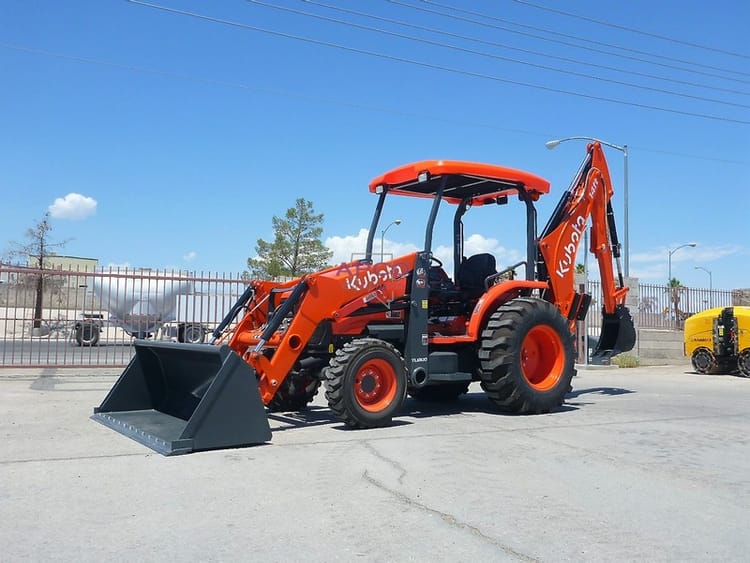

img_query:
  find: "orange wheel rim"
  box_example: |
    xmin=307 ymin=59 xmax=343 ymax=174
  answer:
xmin=354 ymin=358 xmax=398 ymax=412
xmin=520 ymin=325 xmax=564 ymax=391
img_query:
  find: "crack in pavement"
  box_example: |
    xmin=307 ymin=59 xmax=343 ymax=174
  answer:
xmin=0 ymin=452 xmax=149 ymax=466
xmin=362 ymin=470 xmax=538 ymax=562
xmin=362 ymin=440 xmax=407 ymax=484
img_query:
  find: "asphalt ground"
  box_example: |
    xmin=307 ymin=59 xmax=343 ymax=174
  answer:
xmin=1 ymin=364 xmax=749 ymax=562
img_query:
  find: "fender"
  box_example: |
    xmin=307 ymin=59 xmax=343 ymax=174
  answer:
xmin=466 ymin=280 xmax=549 ymax=339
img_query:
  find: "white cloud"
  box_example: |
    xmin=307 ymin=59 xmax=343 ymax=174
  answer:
xmin=629 ymin=244 xmax=742 ymax=282
xmin=326 ymin=229 xmax=419 ymax=264
xmin=326 ymin=230 xmax=523 ymax=277
xmin=183 ymin=251 xmax=197 ymax=263
xmin=48 ymin=193 xmax=97 ymax=220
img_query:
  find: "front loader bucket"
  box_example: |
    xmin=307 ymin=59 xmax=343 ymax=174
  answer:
xmin=591 ymin=305 xmax=637 ymax=365
xmin=92 ymin=341 xmax=271 ymax=455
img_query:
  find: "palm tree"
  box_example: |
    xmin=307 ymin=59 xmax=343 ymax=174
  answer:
xmin=667 ymin=277 xmax=685 ymax=328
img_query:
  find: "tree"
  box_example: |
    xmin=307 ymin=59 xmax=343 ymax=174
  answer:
xmin=4 ymin=213 xmax=69 ymax=331
xmin=575 ymin=263 xmax=586 ymax=274
xmin=246 ymin=198 xmax=332 ymax=279
xmin=666 ymin=277 xmax=686 ymax=328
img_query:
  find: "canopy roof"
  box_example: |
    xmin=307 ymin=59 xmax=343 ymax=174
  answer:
xmin=368 ymin=160 xmax=551 ymax=205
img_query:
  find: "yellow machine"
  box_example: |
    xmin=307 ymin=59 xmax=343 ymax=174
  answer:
xmin=684 ymin=306 xmax=750 ymax=377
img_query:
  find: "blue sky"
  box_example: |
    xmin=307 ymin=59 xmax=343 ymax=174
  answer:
xmin=2 ymin=0 xmax=748 ymax=290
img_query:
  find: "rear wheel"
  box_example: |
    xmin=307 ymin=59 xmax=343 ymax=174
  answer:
xmin=738 ymin=350 xmax=750 ymax=378
xmin=478 ymin=297 xmax=575 ymax=414
xmin=267 ymin=371 xmax=322 ymax=412
xmin=408 ymin=382 xmax=470 ymax=402
xmin=691 ymin=347 xmax=716 ymax=374
xmin=324 ymin=338 xmax=407 ymax=428
xmin=75 ymin=323 xmax=100 ymax=346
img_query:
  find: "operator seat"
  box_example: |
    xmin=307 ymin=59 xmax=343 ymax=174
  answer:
xmin=457 ymin=253 xmax=497 ymax=299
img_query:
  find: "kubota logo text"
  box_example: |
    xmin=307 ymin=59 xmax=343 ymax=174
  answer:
xmin=555 ymin=215 xmax=586 ymax=278
xmin=341 ymin=263 xmax=406 ymax=291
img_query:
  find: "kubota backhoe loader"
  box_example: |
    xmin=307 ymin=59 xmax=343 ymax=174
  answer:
xmin=92 ymin=141 xmax=635 ymax=455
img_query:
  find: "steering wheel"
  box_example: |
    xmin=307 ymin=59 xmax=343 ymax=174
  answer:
xmin=430 ymin=256 xmax=443 ymax=268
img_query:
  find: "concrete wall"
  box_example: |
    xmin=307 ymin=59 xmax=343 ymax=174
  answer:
xmin=635 ymin=328 xmax=688 ymax=366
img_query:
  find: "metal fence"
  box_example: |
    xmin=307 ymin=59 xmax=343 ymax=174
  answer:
xmin=0 ymin=265 xmax=247 ymax=368
xmin=585 ymin=280 xmax=736 ymax=331
xmin=0 ymin=264 xmax=744 ymax=367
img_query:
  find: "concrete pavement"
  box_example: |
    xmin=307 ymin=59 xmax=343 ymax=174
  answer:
xmin=1 ymin=364 xmax=749 ymax=562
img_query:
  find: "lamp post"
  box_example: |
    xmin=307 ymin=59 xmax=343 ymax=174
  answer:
xmin=545 ymin=136 xmax=629 ymax=277
xmin=695 ymin=266 xmax=713 ymax=308
xmin=380 ymin=219 xmax=401 ymax=262
xmin=667 ymin=243 xmax=696 ymax=327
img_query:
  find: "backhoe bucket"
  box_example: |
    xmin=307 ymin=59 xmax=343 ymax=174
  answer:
xmin=92 ymin=341 xmax=271 ymax=455
xmin=591 ymin=305 xmax=637 ymax=365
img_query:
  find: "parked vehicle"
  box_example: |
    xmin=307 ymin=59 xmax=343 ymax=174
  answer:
xmin=685 ymin=306 xmax=750 ymax=376
xmin=75 ymin=276 xmax=210 ymax=346
xmin=93 ymin=142 xmax=635 ymax=455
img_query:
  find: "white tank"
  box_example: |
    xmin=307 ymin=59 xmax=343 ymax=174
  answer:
xmin=91 ymin=275 xmax=194 ymax=334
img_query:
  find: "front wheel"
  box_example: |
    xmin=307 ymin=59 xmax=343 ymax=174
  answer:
xmin=324 ymin=338 xmax=407 ymax=428
xmin=478 ymin=297 xmax=575 ymax=414
xmin=691 ymin=347 xmax=716 ymax=374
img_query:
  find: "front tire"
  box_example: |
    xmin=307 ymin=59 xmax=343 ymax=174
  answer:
xmin=324 ymin=338 xmax=407 ymax=428
xmin=478 ymin=297 xmax=575 ymax=414
xmin=691 ymin=347 xmax=716 ymax=374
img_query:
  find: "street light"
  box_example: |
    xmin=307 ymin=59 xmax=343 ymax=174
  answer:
xmin=667 ymin=243 xmax=697 ymax=284
xmin=546 ymin=136 xmax=629 ymax=277
xmin=380 ymin=219 xmax=401 ymax=262
xmin=695 ymin=266 xmax=713 ymax=308
xmin=667 ymin=243 xmax=696 ymax=327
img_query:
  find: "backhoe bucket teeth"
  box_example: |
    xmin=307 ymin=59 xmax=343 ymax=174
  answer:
xmin=591 ymin=305 xmax=636 ymax=364
xmin=91 ymin=341 xmax=271 ymax=455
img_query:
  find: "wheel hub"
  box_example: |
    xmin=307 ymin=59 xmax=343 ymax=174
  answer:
xmin=357 ymin=370 xmax=381 ymax=399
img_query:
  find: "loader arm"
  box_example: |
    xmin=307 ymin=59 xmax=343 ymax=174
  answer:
xmin=230 ymin=255 xmax=417 ymax=403
xmin=538 ymin=141 xmax=634 ymax=355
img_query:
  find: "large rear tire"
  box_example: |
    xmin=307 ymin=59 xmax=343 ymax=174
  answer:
xmin=324 ymin=338 xmax=407 ymax=428
xmin=478 ymin=297 xmax=575 ymax=414
xmin=267 ymin=371 xmax=322 ymax=412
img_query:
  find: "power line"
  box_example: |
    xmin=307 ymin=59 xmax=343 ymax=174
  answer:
xmin=2 ymin=43 xmax=746 ymax=165
xmin=306 ymin=0 xmax=749 ymax=98
xmin=122 ymin=1 xmax=750 ymax=124
xmin=295 ymin=0 xmax=750 ymax=103
xmin=250 ymin=0 xmax=748 ymax=109
xmin=404 ymin=0 xmax=750 ymax=83
xmin=511 ymin=0 xmax=750 ymax=60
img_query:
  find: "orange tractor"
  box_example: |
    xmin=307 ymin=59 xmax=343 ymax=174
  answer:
xmin=93 ymin=142 xmax=635 ymax=454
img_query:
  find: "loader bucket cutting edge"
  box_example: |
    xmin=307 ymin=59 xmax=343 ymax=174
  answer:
xmin=91 ymin=341 xmax=271 ymax=455
xmin=591 ymin=305 xmax=637 ymax=364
